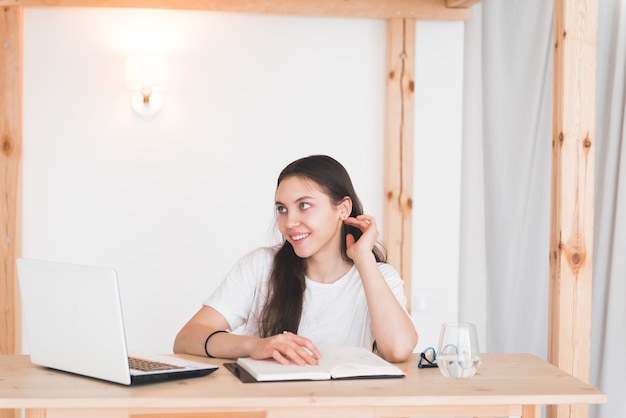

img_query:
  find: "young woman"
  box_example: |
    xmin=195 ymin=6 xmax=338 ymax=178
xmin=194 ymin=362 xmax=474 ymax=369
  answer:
xmin=174 ymin=155 xmax=418 ymax=365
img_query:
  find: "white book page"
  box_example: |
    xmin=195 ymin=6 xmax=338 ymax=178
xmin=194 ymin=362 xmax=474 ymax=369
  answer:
xmin=316 ymin=346 xmax=404 ymax=379
xmin=236 ymin=346 xmax=404 ymax=381
xmin=236 ymin=357 xmax=330 ymax=381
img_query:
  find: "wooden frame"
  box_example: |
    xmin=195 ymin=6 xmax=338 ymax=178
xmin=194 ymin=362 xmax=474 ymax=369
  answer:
xmin=384 ymin=18 xmax=415 ymax=311
xmin=0 ymin=2 xmax=597 ymax=418
xmin=548 ymin=1 xmax=597 ymax=417
xmin=0 ymin=0 xmax=470 ymax=19
xmin=0 ymin=5 xmax=23 ymax=361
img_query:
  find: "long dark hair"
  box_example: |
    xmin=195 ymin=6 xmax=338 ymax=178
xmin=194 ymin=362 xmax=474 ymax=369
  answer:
xmin=258 ymin=155 xmax=387 ymax=337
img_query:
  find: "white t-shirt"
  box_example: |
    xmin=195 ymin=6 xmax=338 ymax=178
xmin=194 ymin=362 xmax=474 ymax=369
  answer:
xmin=204 ymin=247 xmax=409 ymax=350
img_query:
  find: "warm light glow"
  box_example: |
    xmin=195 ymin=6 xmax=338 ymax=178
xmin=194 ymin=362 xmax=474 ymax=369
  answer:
xmin=125 ymin=55 xmax=168 ymax=90
xmin=125 ymin=55 xmax=168 ymax=116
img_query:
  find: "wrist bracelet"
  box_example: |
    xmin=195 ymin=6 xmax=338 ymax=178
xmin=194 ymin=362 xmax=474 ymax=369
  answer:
xmin=204 ymin=330 xmax=228 ymax=358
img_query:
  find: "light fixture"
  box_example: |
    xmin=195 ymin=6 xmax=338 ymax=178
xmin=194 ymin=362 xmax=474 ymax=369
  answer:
xmin=125 ymin=55 xmax=168 ymax=116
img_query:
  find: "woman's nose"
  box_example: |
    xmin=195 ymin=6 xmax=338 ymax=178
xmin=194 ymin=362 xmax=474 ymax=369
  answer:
xmin=286 ymin=211 xmax=300 ymax=227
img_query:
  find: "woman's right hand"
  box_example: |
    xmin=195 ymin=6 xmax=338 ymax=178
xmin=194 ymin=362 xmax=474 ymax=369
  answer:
xmin=174 ymin=306 xmax=320 ymax=365
xmin=249 ymin=332 xmax=321 ymax=366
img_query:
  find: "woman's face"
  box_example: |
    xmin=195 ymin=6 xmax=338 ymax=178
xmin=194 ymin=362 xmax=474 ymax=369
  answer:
xmin=275 ymin=176 xmax=346 ymax=260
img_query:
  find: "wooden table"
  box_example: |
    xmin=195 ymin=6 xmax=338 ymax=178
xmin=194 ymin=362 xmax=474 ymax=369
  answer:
xmin=0 ymin=353 xmax=606 ymax=418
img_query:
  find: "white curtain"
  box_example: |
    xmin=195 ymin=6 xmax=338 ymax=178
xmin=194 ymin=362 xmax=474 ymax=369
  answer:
xmin=590 ymin=1 xmax=626 ymax=417
xmin=460 ymin=0 xmax=626 ymax=417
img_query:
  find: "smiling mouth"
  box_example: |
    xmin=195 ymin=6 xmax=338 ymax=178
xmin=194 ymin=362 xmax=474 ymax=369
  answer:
xmin=290 ymin=233 xmax=310 ymax=242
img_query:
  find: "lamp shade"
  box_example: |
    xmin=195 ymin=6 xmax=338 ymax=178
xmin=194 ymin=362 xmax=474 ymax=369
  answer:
xmin=125 ymin=55 xmax=168 ymax=90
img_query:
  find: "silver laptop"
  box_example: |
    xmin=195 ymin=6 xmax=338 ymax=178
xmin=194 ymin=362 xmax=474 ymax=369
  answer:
xmin=16 ymin=258 xmax=218 ymax=385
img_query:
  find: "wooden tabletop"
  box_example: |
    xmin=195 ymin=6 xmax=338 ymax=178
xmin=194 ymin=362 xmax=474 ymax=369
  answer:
xmin=0 ymin=353 xmax=606 ymax=417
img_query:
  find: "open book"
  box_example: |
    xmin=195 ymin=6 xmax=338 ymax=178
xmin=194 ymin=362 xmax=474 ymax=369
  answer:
xmin=226 ymin=346 xmax=405 ymax=383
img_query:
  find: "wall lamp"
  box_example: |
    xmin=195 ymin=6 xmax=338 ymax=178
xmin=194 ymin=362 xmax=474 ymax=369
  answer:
xmin=125 ymin=55 xmax=168 ymax=116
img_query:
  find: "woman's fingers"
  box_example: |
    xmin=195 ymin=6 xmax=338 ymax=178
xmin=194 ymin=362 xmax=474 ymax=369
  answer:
xmin=344 ymin=215 xmax=379 ymax=260
xmin=269 ymin=332 xmax=320 ymax=365
xmin=344 ymin=215 xmax=377 ymax=235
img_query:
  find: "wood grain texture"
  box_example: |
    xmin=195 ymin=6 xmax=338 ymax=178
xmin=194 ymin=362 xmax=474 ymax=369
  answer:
xmin=383 ymin=18 xmax=415 ymax=313
xmin=0 ymin=9 xmax=23 ymax=418
xmin=0 ymin=5 xmax=22 ymax=357
xmin=0 ymin=0 xmax=470 ymax=20
xmin=548 ymin=0 xmax=597 ymax=417
xmin=0 ymin=353 xmax=606 ymax=417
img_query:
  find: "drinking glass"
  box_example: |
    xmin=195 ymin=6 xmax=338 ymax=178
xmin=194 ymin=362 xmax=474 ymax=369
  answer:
xmin=437 ymin=322 xmax=481 ymax=379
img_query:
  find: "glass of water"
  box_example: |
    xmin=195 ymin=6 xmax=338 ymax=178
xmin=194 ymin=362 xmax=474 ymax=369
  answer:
xmin=437 ymin=322 xmax=481 ymax=379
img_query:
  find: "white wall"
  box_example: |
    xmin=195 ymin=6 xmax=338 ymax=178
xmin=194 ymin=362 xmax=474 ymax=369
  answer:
xmin=412 ymin=21 xmax=465 ymax=352
xmin=22 ymin=8 xmax=463 ymax=354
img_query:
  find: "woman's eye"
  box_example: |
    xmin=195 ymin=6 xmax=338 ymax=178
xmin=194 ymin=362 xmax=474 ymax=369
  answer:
xmin=299 ymin=202 xmax=311 ymax=210
xmin=276 ymin=206 xmax=287 ymax=214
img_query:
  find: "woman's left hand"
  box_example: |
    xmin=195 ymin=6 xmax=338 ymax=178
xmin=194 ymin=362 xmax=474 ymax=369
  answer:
xmin=344 ymin=214 xmax=379 ymax=263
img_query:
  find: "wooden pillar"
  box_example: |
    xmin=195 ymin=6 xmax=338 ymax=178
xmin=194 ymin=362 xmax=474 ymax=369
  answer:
xmin=548 ymin=0 xmax=596 ymax=417
xmin=383 ymin=18 xmax=415 ymax=312
xmin=0 ymin=5 xmax=23 ymax=356
xmin=0 ymin=8 xmax=23 ymax=418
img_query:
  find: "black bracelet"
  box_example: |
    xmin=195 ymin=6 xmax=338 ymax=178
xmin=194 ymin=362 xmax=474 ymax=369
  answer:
xmin=204 ymin=330 xmax=228 ymax=358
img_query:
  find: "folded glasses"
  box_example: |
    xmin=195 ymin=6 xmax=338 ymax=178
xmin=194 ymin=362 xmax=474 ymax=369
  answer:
xmin=418 ymin=346 xmax=438 ymax=369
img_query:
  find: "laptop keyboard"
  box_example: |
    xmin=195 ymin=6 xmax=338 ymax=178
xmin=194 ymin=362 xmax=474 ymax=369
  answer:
xmin=128 ymin=356 xmax=184 ymax=372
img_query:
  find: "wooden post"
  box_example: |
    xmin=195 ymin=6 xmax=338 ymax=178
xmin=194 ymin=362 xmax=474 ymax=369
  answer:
xmin=0 ymin=8 xmax=23 ymax=418
xmin=384 ymin=18 xmax=415 ymax=312
xmin=548 ymin=0 xmax=596 ymax=417
xmin=0 ymin=5 xmax=22 ymax=356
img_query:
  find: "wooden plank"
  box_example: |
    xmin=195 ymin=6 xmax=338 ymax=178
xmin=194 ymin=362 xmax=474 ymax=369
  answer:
xmin=0 ymin=8 xmax=22 ymax=418
xmin=0 ymin=0 xmax=470 ymax=20
xmin=0 ymin=354 xmax=607 ymax=412
xmin=548 ymin=0 xmax=597 ymax=417
xmin=0 ymin=6 xmax=23 ymax=357
xmin=383 ymin=19 xmax=415 ymax=313
xmin=0 ymin=9 xmax=23 ymax=418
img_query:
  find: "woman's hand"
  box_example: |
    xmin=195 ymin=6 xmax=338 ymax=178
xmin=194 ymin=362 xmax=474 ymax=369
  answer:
xmin=174 ymin=307 xmax=321 ymax=364
xmin=344 ymin=214 xmax=379 ymax=263
xmin=343 ymin=215 xmax=419 ymax=361
xmin=249 ymin=332 xmax=321 ymax=366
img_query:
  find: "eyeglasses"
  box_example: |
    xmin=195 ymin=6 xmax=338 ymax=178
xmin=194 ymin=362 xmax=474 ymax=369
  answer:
xmin=418 ymin=346 xmax=438 ymax=369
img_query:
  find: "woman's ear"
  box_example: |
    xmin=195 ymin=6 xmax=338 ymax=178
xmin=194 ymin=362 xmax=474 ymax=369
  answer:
xmin=339 ymin=197 xmax=353 ymax=219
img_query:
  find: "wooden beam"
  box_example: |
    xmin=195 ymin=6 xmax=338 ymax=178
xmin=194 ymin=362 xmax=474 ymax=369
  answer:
xmin=0 ymin=5 xmax=22 ymax=357
xmin=0 ymin=7 xmax=23 ymax=418
xmin=383 ymin=18 xmax=415 ymax=313
xmin=548 ymin=0 xmax=596 ymax=417
xmin=0 ymin=0 xmax=470 ymax=20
